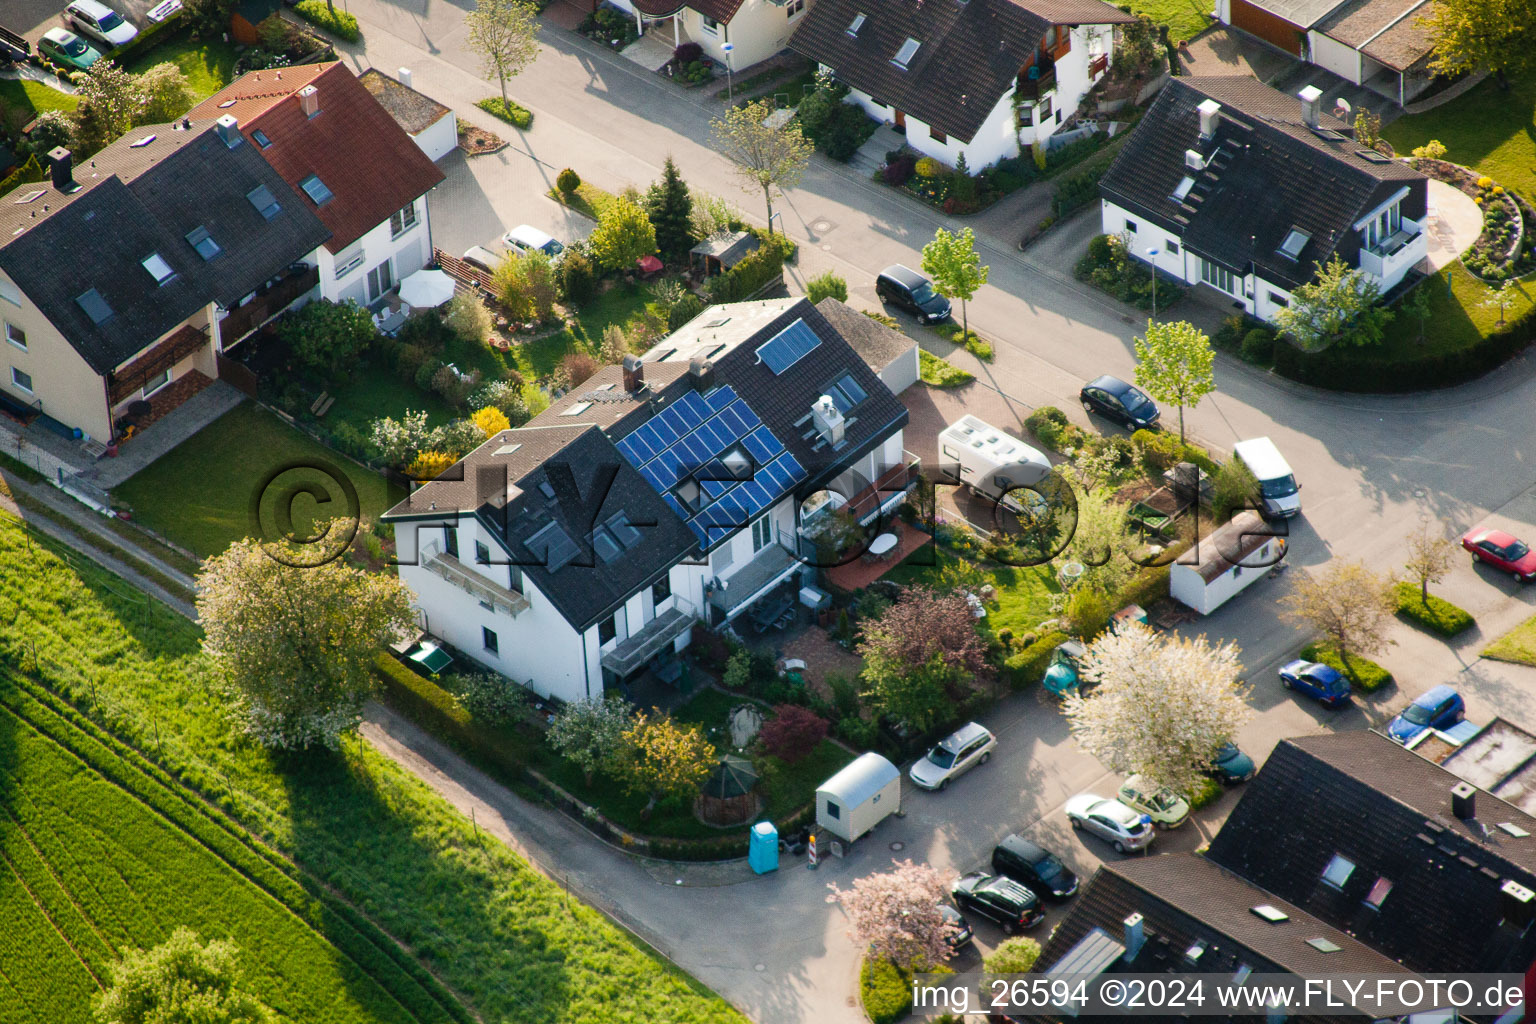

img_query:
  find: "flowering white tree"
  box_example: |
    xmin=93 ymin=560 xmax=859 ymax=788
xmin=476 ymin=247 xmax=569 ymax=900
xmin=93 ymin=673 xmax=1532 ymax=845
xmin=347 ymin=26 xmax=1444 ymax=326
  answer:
xmin=547 ymin=694 xmax=632 ymax=786
xmin=826 ymin=860 xmax=957 ymax=970
xmin=1062 ymin=622 xmax=1251 ymax=797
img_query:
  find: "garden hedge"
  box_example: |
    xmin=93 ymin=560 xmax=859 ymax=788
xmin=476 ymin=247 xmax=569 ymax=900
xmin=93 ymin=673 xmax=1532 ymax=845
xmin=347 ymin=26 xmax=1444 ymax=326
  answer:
xmin=861 ymin=958 xmax=912 ymax=1024
xmin=476 ymin=97 xmax=534 ymax=130
xmin=293 ymin=0 xmax=361 ymax=41
xmin=1273 ymin=303 xmax=1536 ymax=392
xmin=1301 ymin=642 xmax=1393 ymax=692
xmin=1393 ymin=582 xmax=1475 ymax=638
xmin=1003 ymin=631 xmax=1069 ymax=690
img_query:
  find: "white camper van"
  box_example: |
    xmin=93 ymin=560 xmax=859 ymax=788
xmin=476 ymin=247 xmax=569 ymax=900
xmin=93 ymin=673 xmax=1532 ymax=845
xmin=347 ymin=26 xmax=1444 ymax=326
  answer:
xmin=816 ymin=752 xmax=901 ymax=843
xmin=1232 ymin=437 xmax=1301 ymax=519
xmin=939 ymin=416 xmax=1052 ymax=514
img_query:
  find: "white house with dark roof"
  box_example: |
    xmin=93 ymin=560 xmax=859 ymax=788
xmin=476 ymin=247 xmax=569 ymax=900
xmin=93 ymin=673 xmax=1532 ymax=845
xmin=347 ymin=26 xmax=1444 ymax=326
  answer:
xmin=382 ymin=297 xmax=916 ymax=703
xmin=790 ymin=0 xmax=1135 ymax=169
xmin=1098 ymin=76 xmax=1428 ymax=323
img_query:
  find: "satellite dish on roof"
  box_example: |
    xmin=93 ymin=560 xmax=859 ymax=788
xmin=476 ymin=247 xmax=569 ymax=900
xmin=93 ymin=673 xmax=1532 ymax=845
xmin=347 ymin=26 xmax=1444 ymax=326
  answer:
xmin=1334 ymin=98 xmax=1352 ymax=119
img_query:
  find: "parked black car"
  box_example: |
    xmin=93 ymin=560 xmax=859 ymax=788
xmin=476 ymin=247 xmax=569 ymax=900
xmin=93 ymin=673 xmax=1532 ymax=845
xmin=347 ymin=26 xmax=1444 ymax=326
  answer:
xmin=939 ymin=903 xmax=974 ymax=953
xmin=951 ymin=872 xmax=1045 ymax=934
xmin=1079 ymin=375 xmax=1160 ymax=431
xmin=876 ymin=264 xmax=951 ymax=324
xmin=991 ymin=834 xmax=1079 ymax=900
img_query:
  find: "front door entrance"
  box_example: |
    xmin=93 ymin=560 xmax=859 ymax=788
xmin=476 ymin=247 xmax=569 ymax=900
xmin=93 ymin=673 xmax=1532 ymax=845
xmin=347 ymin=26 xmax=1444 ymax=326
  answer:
xmin=893 ymin=110 xmax=906 ymax=131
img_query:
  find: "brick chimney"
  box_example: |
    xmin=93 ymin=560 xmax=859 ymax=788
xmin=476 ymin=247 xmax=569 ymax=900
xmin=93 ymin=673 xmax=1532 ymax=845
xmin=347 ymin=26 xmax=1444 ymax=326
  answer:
xmin=622 ymin=354 xmax=644 ymax=392
xmin=48 ymin=147 xmax=74 ymax=192
xmin=298 ymin=84 xmax=320 ymax=118
xmin=1299 ymin=85 xmax=1323 ymax=128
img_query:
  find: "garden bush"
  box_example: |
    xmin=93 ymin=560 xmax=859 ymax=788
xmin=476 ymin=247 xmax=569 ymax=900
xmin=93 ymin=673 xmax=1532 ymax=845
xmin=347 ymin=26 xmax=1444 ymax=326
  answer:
xmin=1301 ymin=642 xmax=1393 ymax=692
xmin=1240 ymin=326 xmax=1276 ymax=365
xmin=759 ymin=705 xmax=829 ymax=765
xmin=919 ymin=350 xmax=973 ymax=387
xmin=1024 ymin=405 xmax=1081 ymax=451
xmin=1187 ymin=775 xmax=1223 ymax=811
xmin=555 ymin=168 xmax=581 ymax=193
xmin=914 ymin=157 xmax=945 ymax=179
xmin=861 ymin=958 xmax=911 ymax=1024
xmin=672 ymin=41 xmax=703 ymax=64
xmin=293 ymin=0 xmax=360 ymax=40
xmin=553 ymin=248 xmax=597 ymax=305
xmin=1393 ymin=582 xmax=1474 ymax=637
xmin=476 ymin=97 xmax=534 ymax=131
xmin=704 ymin=242 xmax=784 ymax=302
xmin=1003 ymin=631 xmax=1068 ymax=690
xmin=558 ymin=351 xmax=601 ymax=388
xmin=882 ymin=154 xmax=917 ymax=186
xmin=806 ymin=271 xmax=848 ymax=304
xmin=984 ymin=937 xmax=1041 ymax=974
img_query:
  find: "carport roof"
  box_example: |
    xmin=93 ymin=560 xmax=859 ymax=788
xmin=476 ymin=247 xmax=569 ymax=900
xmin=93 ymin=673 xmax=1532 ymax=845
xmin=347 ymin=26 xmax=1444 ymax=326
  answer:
xmin=1237 ymin=0 xmax=1349 ymax=29
xmin=1318 ymin=0 xmax=1434 ymax=71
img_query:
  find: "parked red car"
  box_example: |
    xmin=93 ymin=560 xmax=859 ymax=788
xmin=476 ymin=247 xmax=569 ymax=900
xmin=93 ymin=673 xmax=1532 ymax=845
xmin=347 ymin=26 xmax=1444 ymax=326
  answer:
xmin=1462 ymin=527 xmax=1536 ymax=582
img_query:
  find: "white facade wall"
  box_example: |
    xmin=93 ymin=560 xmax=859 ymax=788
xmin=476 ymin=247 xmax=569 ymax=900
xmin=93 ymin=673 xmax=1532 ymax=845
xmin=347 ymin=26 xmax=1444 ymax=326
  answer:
xmin=412 ymin=113 xmax=459 ymax=163
xmin=316 ymin=195 xmax=433 ymax=306
xmin=680 ymin=0 xmax=810 ymax=71
xmin=876 ymin=345 xmax=919 ymax=395
xmin=1308 ymin=31 xmax=1363 ymax=83
xmin=1170 ymin=537 xmax=1280 ymax=615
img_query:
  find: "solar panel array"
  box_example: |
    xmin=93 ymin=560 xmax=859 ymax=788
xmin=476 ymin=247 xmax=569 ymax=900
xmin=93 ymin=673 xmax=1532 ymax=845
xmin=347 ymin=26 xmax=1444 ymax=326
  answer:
xmin=756 ymin=318 xmax=822 ymax=375
xmin=615 ymin=386 xmax=805 ymax=547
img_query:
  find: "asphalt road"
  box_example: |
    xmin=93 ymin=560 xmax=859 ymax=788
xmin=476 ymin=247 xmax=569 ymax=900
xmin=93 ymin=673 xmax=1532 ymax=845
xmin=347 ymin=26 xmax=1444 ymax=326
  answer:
xmin=323 ymin=10 xmax=1536 ymax=1024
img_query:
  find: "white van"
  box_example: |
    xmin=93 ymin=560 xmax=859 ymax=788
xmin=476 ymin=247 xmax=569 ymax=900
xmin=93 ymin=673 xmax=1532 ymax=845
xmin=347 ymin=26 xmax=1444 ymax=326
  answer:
xmin=1232 ymin=437 xmax=1301 ymax=519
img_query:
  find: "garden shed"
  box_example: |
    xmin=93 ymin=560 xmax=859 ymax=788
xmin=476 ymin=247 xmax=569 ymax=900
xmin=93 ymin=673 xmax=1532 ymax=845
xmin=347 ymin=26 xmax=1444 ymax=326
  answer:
xmin=690 ymin=232 xmax=760 ymax=279
xmin=1169 ymin=511 xmax=1285 ymax=615
xmin=816 ymin=752 xmax=901 ymax=843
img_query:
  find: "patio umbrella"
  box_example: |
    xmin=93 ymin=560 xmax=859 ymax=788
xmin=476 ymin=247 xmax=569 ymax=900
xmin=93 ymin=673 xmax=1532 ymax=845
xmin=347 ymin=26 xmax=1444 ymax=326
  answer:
xmin=398 ymin=268 xmax=456 ymax=309
xmin=702 ymin=754 xmax=758 ymax=800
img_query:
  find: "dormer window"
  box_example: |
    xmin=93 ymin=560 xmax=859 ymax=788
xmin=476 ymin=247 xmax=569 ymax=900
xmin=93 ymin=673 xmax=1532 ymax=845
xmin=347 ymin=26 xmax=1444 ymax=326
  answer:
xmin=892 ymin=37 xmax=920 ymax=68
xmin=1278 ymin=228 xmax=1310 ymax=260
xmin=846 ymin=12 xmax=866 ymax=35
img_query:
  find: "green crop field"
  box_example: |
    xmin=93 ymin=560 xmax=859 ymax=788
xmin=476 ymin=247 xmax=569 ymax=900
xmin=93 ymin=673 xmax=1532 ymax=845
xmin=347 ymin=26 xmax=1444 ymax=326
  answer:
xmin=0 ymin=513 xmax=745 ymax=1024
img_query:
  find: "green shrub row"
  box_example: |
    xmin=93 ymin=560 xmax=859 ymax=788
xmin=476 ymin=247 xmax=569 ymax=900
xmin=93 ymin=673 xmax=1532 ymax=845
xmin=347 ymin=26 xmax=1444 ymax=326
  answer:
xmin=704 ymin=240 xmax=785 ymax=303
xmin=475 ymin=96 xmax=534 ymax=131
xmin=1300 ymin=642 xmax=1393 ymax=692
xmin=1273 ymin=302 xmax=1536 ymax=392
xmin=919 ymin=350 xmax=973 ymax=387
xmin=0 ymin=671 xmax=471 ymax=1024
xmin=1003 ymin=630 xmax=1069 ymax=690
xmin=1393 ymin=582 xmax=1475 ymax=638
xmin=293 ymin=0 xmax=361 ymax=41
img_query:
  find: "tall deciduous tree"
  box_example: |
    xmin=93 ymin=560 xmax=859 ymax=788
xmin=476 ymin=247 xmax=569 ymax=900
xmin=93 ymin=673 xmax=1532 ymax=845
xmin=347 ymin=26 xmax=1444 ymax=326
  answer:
xmin=588 ymin=196 xmax=658 ymax=271
xmin=196 ymin=535 xmax=416 ymax=750
xmin=857 ymin=586 xmax=988 ymax=731
xmin=1133 ymin=319 xmax=1215 ymax=444
xmin=618 ymin=712 xmax=715 ymax=813
xmin=826 ymin=860 xmax=957 ymax=970
xmin=1062 ymin=622 xmax=1252 ymax=797
xmin=710 ymin=100 xmax=813 ymax=233
xmin=94 ymin=928 xmax=273 ymax=1024
xmin=548 ymin=694 xmax=632 ymax=785
xmin=464 ymin=0 xmax=541 ymax=113
xmin=921 ymin=227 xmax=990 ymax=347
xmin=73 ymin=62 xmax=141 ymax=150
xmin=278 ymin=299 xmax=377 ymax=384
xmin=137 ymin=62 xmax=195 ymax=123
xmin=1280 ymin=560 xmax=1397 ymax=677
xmin=645 ymin=157 xmax=694 ymax=264
xmin=1273 ymin=254 xmax=1393 ymax=351
xmin=1404 ymin=521 xmax=1456 ymax=601
xmin=1419 ymin=0 xmax=1536 ymax=85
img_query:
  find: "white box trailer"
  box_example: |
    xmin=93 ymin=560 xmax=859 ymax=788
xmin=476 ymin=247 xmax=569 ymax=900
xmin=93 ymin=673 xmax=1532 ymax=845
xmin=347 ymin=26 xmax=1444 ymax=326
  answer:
xmin=816 ymin=752 xmax=901 ymax=843
xmin=938 ymin=416 xmax=1051 ymax=512
xmin=1169 ymin=510 xmax=1286 ymax=614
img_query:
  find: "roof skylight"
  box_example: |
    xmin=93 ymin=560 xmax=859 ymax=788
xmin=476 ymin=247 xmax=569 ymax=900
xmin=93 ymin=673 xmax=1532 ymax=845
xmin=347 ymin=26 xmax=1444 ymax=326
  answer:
xmin=299 ymin=174 xmax=334 ymax=206
xmin=185 ymin=226 xmax=221 ymax=261
xmin=75 ymin=288 xmax=113 ymax=325
xmin=1278 ymin=228 xmax=1310 ymax=260
xmin=141 ymin=252 xmax=174 ymax=285
xmin=1172 ymin=175 xmax=1196 ymax=201
xmin=892 ymin=37 xmax=920 ymax=68
xmin=846 ymin=12 xmax=866 ymax=35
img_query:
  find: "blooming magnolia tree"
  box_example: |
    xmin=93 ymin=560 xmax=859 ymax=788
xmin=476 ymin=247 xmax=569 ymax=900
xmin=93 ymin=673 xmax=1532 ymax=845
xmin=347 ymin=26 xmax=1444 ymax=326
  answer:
xmin=826 ymin=860 xmax=956 ymax=970
xmin=1062 ymin=622 xmax=1251 ymax=797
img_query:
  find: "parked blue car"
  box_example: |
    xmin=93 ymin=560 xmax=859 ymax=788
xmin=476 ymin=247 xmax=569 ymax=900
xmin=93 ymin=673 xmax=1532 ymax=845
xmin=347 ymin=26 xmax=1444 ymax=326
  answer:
xmin=1279 ymin=659 xmax=1351 ymax=708
xmin=1387 ymin=685 xmax=1465 ymax=745
xmin=1209 ymin=741 xmax=1256 ymax=784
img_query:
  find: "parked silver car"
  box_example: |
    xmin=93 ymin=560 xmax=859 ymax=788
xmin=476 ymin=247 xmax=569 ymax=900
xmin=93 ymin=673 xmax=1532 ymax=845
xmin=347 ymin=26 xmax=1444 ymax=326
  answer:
xmin=1064 ymin=793 xmax=1155 ymax=853
xmin=909 ymin=722 xmax=996 ymax=791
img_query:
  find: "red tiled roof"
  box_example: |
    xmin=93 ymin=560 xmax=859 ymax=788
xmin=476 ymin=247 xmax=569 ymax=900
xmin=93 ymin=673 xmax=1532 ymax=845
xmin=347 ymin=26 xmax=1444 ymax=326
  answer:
xmin=190 ymin=63 xmax=444 ymax=252
xmin=631 ymin=0 xmax=745 ymax=19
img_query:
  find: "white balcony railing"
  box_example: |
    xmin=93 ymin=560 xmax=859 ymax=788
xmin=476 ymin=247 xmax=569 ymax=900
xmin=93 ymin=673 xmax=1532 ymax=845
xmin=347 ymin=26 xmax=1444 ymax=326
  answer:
xmin=1357 ymin=218 xmax=1425 ymax=284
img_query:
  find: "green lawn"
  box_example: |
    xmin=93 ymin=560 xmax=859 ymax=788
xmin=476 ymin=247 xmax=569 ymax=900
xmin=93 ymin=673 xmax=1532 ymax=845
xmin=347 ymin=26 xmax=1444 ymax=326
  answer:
xmin=0 ymin=514 xmax=747 ymax=1024
xmin=1128 ymin=0 xmax=1212 ymax=43
xmin=1483 ymin=612 xmax=1536 ymax=666
xmin=122 ymin=26 xmax=239 ymax=102
xmin=548 ymin=182 xmax=620 ymax=222
xmin=112 ymin=401 xmax=396 ymax=558
xmin=885 ymin=548 xmax=1060 ymax=637
xmin=1378 ymin=262 xmax=1536 ymax=357
xmin=0 ymin=79 xmax=79 ymax=123
xmin=0 ymin=677 xmax=457 ymax=1024
xmin=1382 ymin=70 xmax=1536 ymax=198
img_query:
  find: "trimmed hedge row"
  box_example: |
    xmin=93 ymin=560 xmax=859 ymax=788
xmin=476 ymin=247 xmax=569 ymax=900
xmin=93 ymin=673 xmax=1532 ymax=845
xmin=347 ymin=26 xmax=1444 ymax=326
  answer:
xmin=1301 ymin=642 xmax=1393 ymax=692
xmin=705 ymin=237 xmax=787 ymax=303
xmin=1003 ymin=630 xmax=1069 ymax=690
xmin=475 ymin=96 xmax=534 ymax=130
xmin=1273 ymin=303 xmax=1536 ymax=393
xmin=2 ymin=671 xmax=472 ymax=1024
xmin=1393 ymin=582 xmax=1475 ymax=638
xmin=293 ymin=0 xmax=361 ymax=41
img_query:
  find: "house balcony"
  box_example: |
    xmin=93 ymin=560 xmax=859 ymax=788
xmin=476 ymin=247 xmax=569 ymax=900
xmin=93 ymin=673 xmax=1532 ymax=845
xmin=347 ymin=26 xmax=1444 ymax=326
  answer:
xmin=107 ymin=323 xmax=210 ymax=406
xmin=217 ymin=264 xmax=320 ymax=348
xmin=706 ymin=541 xmax=800 ymax=619
xmin=424 ymin=551 xmax=530 ymax=617
xmin=1016 ymin=64 xmax=1056 ymax=101
xmin=797 ymin=451 xmax=922 ymax=539
xmin=1357 ymin=218 xmax=1425 ymax=285
xmin=601 ymin=598 xmax=699 ymax=679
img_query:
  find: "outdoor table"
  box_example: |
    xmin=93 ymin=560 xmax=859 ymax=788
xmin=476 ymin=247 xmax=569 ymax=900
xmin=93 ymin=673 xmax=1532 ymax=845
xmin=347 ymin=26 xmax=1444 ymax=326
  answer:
xmin=868 ymin=532 xmax=899 ymax=559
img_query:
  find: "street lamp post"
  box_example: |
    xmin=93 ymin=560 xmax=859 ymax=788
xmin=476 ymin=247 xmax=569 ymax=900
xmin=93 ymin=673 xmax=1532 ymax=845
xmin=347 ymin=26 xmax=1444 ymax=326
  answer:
xmin=1146 ymin=246 xmax=1161 ymax=320
xmin=722 ymin=42 xmax=735 ymax=103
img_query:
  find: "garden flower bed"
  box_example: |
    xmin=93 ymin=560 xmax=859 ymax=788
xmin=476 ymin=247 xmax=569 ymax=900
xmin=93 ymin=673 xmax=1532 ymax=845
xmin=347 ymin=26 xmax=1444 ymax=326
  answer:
xmin=1413 ymin=158 xmax=1535 ymax=280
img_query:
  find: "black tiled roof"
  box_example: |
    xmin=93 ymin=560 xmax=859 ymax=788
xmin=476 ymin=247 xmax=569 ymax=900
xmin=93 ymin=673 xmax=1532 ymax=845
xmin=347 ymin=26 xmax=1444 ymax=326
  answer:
xmin=1011 ymin=854 xmax=1404 ymax=1024
xmin=790 ymin=0 xmax=1132 ymax=144
xmin=1099 ymin=77 xmax=1426 ymax=290
xmin=0 ymin=122 xmax=329 ymax=375
xmin=384 ymin=425 xmax=699 ymax=633
xmin=1206 ymin=732 xmax=1536 ymax=975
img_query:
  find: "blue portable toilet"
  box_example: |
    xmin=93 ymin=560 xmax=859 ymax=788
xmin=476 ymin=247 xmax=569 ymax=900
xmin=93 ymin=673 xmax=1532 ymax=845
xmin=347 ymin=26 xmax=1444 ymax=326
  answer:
xmin=749 ymin=821 xmax=779 ymax=875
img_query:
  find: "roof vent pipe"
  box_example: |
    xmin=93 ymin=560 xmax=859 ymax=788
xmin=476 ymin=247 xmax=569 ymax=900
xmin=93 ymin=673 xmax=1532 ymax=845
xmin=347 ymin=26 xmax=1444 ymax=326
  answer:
xmin=1299 ymin=85 xmax=1323 ymax=128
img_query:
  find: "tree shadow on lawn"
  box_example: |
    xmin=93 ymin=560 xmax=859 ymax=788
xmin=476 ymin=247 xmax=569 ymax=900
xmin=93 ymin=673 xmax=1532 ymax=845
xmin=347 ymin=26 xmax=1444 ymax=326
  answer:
xmin=276 ymin=745 xmax=575 ymax=1024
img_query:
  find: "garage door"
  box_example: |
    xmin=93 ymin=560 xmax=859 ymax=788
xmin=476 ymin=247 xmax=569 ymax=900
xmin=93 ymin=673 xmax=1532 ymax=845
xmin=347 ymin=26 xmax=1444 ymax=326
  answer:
xmin=1229 ymin=0 xmax=1305 ymax=55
